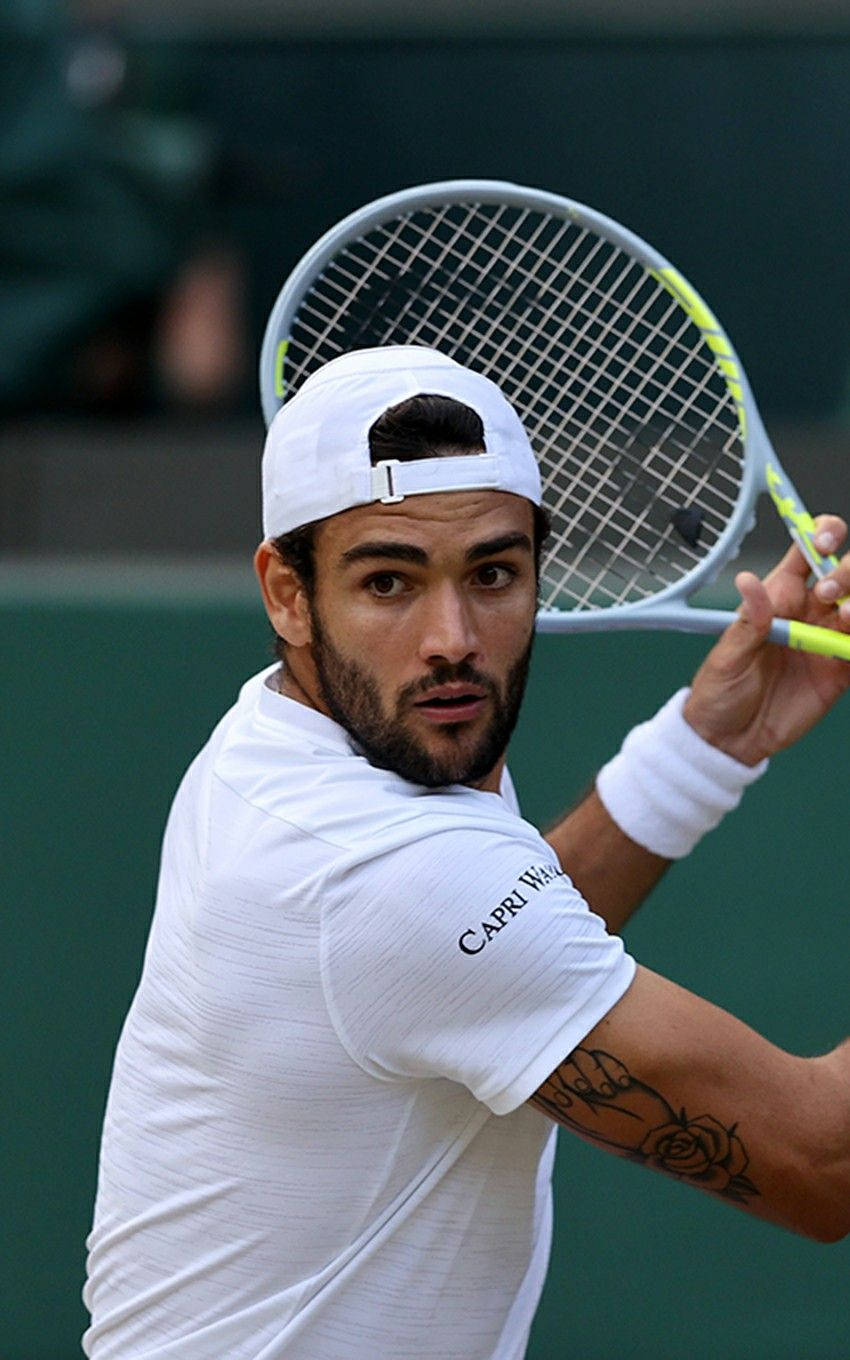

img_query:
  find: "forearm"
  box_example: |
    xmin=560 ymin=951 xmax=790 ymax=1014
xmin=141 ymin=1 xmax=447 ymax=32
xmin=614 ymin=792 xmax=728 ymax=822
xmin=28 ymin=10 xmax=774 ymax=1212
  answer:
xmin=532 ymin=968 xmax=850 ymax=1243
xmin=802 ymin=1040 xmax=850 ymax=1241
xmin=544 ymin=790 xmax=670 ymax=933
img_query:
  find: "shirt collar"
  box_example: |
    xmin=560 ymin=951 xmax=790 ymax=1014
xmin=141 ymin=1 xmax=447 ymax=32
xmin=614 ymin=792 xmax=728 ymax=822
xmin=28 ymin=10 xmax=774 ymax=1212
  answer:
xmin=256 ymin=667 xmax=352 ymax=751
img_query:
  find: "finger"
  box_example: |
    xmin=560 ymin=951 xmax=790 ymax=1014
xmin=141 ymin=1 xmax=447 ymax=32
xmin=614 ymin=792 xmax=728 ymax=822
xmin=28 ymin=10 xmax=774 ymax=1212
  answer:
xmin=766 ymin=514 xmax=847 ymax=588
xmin=699 ymin=571 xmax=776 ymax=672
xmin=811 ymin=530 xmax=850 ymax=616
xmin=734 ymin=570 xmax=773 ymax=634
xmin=812 ymin=516 xmax=847 ymax=556
xmin=814 ymin=572 xmax=850 ymax=613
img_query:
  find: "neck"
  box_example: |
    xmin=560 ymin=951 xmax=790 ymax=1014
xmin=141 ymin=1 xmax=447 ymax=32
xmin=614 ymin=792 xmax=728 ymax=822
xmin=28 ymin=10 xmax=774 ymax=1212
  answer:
xmin=277 ymin=653 xmax=325 ymax=714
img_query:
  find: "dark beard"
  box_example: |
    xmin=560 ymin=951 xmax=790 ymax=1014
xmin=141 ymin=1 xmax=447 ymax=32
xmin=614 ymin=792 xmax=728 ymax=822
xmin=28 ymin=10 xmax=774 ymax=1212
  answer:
xmin=310 ymin=612 xmax=534 ymax=788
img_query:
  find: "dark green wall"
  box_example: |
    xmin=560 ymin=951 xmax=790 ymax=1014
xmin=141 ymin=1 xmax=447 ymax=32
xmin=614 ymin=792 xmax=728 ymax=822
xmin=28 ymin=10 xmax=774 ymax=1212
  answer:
xmin=173 ymin=34 xmax=850 ymax=422
xmin=7 ymin=29 xmax=849 ymax=420
xmin=3 ymin=594 xmax=849 ymax=1358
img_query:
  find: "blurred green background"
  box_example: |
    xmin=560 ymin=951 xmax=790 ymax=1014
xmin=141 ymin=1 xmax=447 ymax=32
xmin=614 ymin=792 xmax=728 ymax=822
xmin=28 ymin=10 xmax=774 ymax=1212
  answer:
xmin=4 ymin=607 xmax=849 ymax=1358
xmin=3 ymin=1 xmax=850 ymax=1355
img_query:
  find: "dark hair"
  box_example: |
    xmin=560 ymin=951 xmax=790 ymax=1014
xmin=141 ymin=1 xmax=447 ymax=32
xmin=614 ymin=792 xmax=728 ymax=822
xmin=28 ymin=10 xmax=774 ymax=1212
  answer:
xmin=368 ymin=392 xmax=485 ymax=462
xmin=270 ymin=393 xmax=549 ymax=657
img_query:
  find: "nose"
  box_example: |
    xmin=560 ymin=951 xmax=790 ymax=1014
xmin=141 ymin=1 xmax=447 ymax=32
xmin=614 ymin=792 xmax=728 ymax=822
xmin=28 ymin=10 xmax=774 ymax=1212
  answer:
xmin=417 ymin=583 xmax=480 ymax=666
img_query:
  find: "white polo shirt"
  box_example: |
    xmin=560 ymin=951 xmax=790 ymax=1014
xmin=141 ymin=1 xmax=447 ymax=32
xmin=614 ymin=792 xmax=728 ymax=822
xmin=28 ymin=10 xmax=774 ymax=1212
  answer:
xmin=84 ymin=668 xmax=635 ymax=1360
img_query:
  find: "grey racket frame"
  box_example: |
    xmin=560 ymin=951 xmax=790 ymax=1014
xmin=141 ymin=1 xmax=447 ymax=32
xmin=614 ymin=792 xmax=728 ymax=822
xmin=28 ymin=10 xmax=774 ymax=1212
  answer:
xmin=258 ymin=179 xmax=800 ymax=645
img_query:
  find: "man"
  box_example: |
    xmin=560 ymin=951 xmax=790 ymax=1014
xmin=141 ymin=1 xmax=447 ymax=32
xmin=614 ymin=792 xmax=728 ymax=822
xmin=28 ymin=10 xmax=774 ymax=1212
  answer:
xmin=84 ymin=346 xmax=850 ymax=1359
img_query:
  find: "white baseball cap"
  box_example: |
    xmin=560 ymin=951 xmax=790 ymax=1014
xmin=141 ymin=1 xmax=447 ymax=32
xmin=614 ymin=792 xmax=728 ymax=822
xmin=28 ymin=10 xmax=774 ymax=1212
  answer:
xmin=261 ymin=345 xmax=542 ymax=538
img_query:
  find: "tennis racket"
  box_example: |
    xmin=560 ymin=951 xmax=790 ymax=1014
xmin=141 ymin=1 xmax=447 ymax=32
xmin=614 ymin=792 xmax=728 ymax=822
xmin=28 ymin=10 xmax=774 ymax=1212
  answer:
xmin=259 ymin=179 xmax=850 ymax=661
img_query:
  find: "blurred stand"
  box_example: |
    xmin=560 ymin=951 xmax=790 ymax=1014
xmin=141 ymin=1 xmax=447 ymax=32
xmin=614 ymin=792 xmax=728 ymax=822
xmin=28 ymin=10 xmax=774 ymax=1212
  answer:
xmin=0 ymin=0 xmax=248 ymax=417
xmin=2 ymin=5 xmax=849 ymax=567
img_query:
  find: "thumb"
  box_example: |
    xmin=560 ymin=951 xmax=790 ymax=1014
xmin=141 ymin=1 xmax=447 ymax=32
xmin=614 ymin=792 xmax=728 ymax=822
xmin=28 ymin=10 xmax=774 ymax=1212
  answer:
xmin=707 ymin=571 xmax=773 ymax=670
xmin=733 ymin=570 xmax=774 ymax=637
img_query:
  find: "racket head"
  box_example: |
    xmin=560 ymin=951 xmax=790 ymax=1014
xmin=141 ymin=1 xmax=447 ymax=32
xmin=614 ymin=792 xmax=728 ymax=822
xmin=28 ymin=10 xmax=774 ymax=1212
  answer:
xmin=259 ymin=179 xmax=768 ymax=624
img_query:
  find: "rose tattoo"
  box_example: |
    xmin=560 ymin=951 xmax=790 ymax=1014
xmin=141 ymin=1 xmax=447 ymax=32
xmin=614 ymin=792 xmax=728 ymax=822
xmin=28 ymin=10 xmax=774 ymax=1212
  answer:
xmin=531 ymin=1048 xmax=758 ymax=1205
xmin=641 ymin=1115 xmax=752 ymax=1197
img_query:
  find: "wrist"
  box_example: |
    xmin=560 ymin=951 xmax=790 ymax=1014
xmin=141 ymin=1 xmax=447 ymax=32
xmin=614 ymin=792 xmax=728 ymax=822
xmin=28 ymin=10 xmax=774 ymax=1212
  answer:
xmin=596 ymin=689 xmax=768 ymax=859
xmin=681 ymin=693 xmax=768 ymax=768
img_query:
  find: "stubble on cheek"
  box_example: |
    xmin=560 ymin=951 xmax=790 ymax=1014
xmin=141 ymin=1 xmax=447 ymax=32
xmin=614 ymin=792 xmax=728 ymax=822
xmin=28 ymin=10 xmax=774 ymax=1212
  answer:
xmin=309 ymin=610 xmax=534 ymax=787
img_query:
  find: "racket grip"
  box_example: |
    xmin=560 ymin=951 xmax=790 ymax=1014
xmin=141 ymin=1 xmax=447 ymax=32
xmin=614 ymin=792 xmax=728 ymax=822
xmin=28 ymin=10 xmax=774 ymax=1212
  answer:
xmin=769 ymin=617 xmax=850 ymax=661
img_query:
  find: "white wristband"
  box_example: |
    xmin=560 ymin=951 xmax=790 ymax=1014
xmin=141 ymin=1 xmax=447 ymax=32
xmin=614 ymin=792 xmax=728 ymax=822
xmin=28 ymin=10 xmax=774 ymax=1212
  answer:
xmin=595 ymin=688 xmax=768 ymax=859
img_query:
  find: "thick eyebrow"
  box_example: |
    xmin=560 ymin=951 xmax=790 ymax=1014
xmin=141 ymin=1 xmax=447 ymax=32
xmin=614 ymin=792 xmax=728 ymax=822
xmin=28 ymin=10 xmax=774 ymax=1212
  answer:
xmin=339 ymin=541 xmax=429 ymax=567
xmin=339 ymin=532 xmax=533 ymax=570
xmin=465 ymin=532 xmax=533 ymax=563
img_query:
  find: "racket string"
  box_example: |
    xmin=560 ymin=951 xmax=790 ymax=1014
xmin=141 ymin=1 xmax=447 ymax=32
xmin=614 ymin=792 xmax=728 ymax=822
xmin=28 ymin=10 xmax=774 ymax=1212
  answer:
xmin=416 ymin=206 xmax=727 ymax=406
xmin=299 ymin=224 xmax=724 ymax=454
xmin=283 ymin=201 xmax=746 ymax=610
xmin=333 ymin=221 xmax=731 ymax=467
xmin=540 ymin=307 xmax=740 ymax=573
xmin=306 ymin=208 xmax=722 ymax=412
xmin=363 ymin=204 xmax=494 ymax=353
xmin=418 ymin=208 xmax=585 ymax=371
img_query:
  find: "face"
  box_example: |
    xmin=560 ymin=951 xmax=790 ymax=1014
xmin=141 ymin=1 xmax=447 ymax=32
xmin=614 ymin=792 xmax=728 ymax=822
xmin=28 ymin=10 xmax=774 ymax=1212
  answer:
xmin=294 ymin=491 xmax=538 ymax=790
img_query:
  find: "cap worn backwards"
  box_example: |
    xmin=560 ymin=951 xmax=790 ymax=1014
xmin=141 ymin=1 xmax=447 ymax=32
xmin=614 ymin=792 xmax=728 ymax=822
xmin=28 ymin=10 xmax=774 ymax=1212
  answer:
xmin=261 ymin=345 xmax=542 ymax=538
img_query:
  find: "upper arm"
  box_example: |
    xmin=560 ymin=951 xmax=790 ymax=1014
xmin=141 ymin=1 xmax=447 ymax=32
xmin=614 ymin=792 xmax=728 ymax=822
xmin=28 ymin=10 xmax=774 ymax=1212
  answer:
xmin=544 ymin=789 xmax=671 ymax=934
xmin=323 ymin=821 xmax=635 ymax=1111
xmin=529 ymin=965 xmax=850 ymax=1242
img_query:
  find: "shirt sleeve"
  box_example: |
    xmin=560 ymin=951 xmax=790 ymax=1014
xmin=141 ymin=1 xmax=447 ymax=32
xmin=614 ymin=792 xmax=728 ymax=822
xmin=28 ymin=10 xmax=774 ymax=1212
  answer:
xmin=320 ymin=821 xmax=636 ymax=1116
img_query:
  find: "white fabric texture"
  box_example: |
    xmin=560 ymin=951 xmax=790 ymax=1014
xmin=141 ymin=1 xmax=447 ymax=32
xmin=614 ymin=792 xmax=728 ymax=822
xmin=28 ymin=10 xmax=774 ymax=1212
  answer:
xmin=83 ymin=667 xmax=634 ymax=1360
xmin=261 ymin=346 xmax=542 ymax=536
xmin=595 ymin=687 xmax=768 ymax=859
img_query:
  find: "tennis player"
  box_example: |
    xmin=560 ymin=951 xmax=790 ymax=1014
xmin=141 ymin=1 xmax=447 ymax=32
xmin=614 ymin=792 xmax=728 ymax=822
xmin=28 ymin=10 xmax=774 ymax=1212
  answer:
xmin=83 ymin=346 xmax=850 ymax=1359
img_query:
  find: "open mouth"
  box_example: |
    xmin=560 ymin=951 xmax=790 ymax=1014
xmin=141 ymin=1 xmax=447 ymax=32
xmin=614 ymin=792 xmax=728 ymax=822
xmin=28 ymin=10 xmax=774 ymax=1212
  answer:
xmin=413 ymin=688 xmax=488 ymax=723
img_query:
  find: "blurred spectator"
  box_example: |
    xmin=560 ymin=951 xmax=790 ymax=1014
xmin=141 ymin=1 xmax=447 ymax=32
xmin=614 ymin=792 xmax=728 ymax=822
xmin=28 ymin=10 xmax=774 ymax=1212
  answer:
xmin=0 ymin=0 xmax=247 ymax=414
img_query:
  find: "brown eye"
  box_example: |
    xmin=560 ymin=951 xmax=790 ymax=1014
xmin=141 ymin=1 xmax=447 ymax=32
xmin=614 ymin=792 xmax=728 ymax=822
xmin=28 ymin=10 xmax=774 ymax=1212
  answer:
xmin=475 ymin=564 xmax=515 ymax=588
xmin=367 ymin=573 xmax=405 ymax=597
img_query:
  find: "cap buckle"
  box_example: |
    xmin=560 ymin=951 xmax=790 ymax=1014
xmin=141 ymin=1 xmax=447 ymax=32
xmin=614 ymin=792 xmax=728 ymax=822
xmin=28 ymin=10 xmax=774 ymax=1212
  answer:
xmin=371 ymin=459 xmax=405 ymax=505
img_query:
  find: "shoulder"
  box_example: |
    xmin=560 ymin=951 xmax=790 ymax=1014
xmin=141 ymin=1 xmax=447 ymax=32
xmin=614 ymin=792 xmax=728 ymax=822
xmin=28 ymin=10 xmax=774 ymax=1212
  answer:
xmin=322 ymin=811 xmax=574 ymax=971
xmin=215 ymin=670 xmax=532 ymax=857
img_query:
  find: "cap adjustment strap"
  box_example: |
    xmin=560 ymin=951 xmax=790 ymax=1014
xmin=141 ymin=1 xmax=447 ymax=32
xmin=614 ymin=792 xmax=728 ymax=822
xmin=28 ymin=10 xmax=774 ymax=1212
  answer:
xmin=369 ymin=453 xmax=503 ymax=506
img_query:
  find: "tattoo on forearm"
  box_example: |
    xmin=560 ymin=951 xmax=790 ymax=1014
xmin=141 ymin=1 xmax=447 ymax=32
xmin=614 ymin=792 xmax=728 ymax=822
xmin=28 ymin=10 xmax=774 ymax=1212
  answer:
xmin=530 ymin=1047 xmax=758 ymax=1205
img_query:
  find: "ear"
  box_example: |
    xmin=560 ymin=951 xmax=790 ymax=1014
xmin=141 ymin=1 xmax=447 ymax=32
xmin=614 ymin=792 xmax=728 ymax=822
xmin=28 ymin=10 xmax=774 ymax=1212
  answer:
xmin=254 ymin=541 xmax=313 ymax=647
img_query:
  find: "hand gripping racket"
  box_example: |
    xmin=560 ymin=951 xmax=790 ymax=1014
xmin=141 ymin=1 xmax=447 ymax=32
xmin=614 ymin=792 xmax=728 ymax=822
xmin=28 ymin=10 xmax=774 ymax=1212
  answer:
xmin=260 ymin=179 xmax=850 ymax=660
